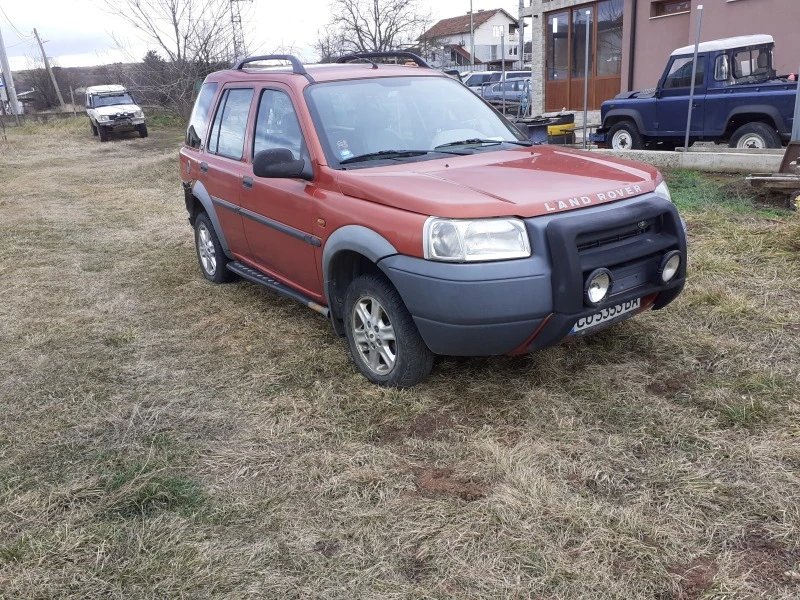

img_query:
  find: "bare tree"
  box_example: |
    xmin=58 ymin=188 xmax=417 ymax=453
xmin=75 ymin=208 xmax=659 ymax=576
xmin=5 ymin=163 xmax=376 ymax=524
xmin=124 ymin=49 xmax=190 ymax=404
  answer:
xmin=103 ymin=0 xmax=248 ymax=117
xmin=317 ymin=0 xmax=432 ymax=58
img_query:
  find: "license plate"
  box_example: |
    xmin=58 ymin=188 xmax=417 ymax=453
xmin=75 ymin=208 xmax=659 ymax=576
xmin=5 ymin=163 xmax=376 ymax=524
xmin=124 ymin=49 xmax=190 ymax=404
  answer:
xmin=570 ymin=298 xmax=641 ymax=334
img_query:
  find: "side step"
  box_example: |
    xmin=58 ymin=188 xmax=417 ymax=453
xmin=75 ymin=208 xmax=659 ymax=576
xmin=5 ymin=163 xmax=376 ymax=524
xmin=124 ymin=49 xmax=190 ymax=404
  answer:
xmin=227 ymin=261 xmax=330 ymax=318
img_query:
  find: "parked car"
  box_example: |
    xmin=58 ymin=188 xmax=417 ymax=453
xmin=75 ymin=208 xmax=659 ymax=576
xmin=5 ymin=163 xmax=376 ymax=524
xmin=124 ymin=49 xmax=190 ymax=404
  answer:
xmin=594 ymin=35 xmax=796 ymax=150
xmin=180 ymin=51 xmax=687 ymax=387
xmin=85 ymin=85 xmax=147 ymax=142
xmin=481 ymin=78 xmax=530 ymax=104
xmin=462 ymin=71 xmax=492 ymax=92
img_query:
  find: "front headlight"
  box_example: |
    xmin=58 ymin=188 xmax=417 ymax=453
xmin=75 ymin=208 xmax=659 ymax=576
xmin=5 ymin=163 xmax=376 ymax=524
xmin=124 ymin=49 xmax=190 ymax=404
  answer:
xmin=655 ymin=180 xmax=672 ymax=202
xmin=134 ymin=110 xmax=143 ymax=118
xmin=423 ymin=217 xmax=531 ymax=262
xmin=97 ymin=115 xmax=110 ymax=122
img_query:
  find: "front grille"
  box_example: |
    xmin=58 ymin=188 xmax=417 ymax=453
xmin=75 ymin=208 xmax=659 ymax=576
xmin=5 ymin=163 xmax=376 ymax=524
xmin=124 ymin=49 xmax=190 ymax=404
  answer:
xmin=576 ymin=217 xmax=661 ymax=252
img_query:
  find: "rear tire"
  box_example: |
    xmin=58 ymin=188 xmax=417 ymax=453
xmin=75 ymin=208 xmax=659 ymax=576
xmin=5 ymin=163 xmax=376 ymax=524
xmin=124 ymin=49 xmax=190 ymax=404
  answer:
xmin=343 ymin=274 xmax=434 ymax=388
xmin=98 ymin=126 xmax=109 ymax=142
xmin=137 ymin=123 xmax=148 ymax=138
xmin=194 ymin=213 xmax=233 ymax=283
xmin=608 ymin=121 xmax=644 ymax=150
xmin=729 ymin=122 xmax=781 ymax=149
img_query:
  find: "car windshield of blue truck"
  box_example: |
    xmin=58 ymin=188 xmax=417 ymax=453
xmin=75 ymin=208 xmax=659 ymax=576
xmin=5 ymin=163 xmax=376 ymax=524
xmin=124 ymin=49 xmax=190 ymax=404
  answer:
xmin=305 ymin=76 xmax=529 ymax=169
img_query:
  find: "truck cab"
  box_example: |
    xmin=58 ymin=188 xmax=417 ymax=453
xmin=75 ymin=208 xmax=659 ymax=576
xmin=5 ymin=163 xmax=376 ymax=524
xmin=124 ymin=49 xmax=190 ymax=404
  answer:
xmin=596 ymin=35 xmax=796 ymax=150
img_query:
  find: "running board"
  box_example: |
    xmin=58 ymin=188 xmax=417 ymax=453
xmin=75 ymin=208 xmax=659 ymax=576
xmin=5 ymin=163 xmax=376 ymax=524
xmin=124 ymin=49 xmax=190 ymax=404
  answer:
xmin=227 ymin=261 xmax=330 ymax=318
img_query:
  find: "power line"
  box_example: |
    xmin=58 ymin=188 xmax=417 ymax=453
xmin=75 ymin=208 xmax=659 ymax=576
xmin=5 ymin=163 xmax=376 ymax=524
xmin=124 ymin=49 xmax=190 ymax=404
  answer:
xmin=0 ymin=6 xmax=32 ymax=41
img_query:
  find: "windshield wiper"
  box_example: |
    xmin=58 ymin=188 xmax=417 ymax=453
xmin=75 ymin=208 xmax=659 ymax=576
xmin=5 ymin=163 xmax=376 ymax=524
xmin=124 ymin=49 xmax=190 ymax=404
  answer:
xmin=435 ymin=138 xmax=533 ymax=149
xmin=339 ymin=149 xmax=470 ymax=165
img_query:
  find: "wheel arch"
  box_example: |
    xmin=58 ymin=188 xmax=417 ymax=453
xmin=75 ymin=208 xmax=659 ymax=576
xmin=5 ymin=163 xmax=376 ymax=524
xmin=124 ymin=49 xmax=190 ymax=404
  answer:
xmin=725 ymin=106 xmax=784 ymax=137
xmin=322 ymin=226 xmax=398 ymax=336
xmin=183 ymin=180 xmax=233 ymax=259
xmin=602 ymin=109 xmax=646 ymax=135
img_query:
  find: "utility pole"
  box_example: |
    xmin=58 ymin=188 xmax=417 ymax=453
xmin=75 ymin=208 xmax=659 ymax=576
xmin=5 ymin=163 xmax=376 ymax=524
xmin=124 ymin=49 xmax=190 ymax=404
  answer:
xmin=230 ymin=0 xmax=251 ymax=60
xmin=0 ymin=25 xmax=21 ymax=117
xmin=518 ymin=0 xmax=525 ymax=70
xmin=33 ymin=28 xmax=66 ymax=110
xmin=469 ymin=0 xmax=475 ymax=67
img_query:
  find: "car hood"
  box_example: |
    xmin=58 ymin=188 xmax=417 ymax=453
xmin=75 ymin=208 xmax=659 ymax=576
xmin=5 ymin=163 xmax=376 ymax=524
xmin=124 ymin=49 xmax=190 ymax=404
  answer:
xmin=334 ymin=146 xmax=659 ymax=219
xmin=93 ymin=104 xmax=141 ymax=116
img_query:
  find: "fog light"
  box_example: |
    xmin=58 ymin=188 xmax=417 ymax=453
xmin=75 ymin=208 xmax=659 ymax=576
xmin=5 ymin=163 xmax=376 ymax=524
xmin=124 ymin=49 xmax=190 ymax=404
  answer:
xmin=659 ymin=251 xmax=682 ymax=283
xmin=584 ymin=268 xmax=612 ymax=306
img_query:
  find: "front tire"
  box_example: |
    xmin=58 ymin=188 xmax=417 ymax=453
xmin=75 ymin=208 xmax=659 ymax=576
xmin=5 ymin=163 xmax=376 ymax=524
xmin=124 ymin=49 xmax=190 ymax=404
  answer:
xmin=98 ymin=126 xmax=109 ymax=142
xmin=343 ymin=274 xmax=434 ymax=388
xmin=194 ymin=213 xmax=233 ymax=283
xmin=137 ymin=123 xmax=148 ymax=138
xmin=608 ymin=121 xmax=644 ymax=150
xmin=729 ymin=122 xmax=781 ymax=149
xmin=90 ymin=120 xmax=98 ymax=136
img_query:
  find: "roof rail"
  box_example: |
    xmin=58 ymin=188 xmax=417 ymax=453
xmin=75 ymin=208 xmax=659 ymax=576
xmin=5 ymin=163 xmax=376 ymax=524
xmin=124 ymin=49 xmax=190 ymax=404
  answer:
xmin=232 ymin=55 xmax=313 ymax=82
xmin=336 ymin=52 xmax=431 ymax=69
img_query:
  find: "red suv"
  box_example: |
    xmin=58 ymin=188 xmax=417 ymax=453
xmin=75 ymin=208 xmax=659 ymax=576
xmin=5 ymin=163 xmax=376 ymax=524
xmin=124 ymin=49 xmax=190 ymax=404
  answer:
xmin=180 ymin=53 xmax=687 ymax=387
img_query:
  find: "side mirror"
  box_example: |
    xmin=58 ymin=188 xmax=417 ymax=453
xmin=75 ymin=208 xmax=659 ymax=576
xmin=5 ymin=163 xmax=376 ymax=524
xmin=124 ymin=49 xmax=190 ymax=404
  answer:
xmin=253 ymin=148 xmax=312 ymax=180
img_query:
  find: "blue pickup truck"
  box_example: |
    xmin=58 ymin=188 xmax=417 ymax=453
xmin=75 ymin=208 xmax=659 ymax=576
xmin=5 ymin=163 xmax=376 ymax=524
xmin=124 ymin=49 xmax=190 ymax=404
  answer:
xmin=594 ymin=35 xmax=797 ymax=150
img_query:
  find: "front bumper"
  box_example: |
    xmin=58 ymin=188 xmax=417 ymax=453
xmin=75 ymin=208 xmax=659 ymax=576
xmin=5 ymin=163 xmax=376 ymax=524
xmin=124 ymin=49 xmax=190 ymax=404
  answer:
xmin=97 ymin=118 xmax=145 ymax=129
xmin=379 ymin=194 xmax=687 ymax=356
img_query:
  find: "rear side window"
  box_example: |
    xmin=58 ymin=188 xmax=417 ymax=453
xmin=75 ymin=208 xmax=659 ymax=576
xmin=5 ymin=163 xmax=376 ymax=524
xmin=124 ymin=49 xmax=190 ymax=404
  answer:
xmin=207 ymin=88 xmax=254 ymax=160
xmin=186 ymin=82 xmax=218 ymax=148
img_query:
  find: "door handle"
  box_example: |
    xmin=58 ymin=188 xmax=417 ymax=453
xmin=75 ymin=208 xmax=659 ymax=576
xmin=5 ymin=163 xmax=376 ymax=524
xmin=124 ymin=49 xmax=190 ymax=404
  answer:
xmin=200 ymin=161 xmax=208 ymax=173
xmin=242 ymin=176 xmax=253 ymax=190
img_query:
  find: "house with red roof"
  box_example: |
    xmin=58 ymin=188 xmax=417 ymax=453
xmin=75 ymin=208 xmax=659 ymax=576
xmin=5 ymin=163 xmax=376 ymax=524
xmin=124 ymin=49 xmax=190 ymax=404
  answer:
xmin=419 ymin=8 xmax=522 ymax=69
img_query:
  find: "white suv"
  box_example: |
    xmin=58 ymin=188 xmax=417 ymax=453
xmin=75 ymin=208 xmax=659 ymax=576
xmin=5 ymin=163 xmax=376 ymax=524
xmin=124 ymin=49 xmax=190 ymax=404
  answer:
xmin=85 ymin=85 xmax=147 ymax=142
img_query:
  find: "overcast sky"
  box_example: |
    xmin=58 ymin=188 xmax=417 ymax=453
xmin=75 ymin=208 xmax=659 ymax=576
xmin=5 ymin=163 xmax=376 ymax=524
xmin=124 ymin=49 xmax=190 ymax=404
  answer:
xmin=1 ymin=0 xmax=524 ymax=72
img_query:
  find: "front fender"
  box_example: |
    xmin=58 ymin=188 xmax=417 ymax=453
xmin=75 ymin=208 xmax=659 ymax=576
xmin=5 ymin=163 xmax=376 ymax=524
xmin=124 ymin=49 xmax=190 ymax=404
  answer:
xmin=186 ymin=180 xmax=233 ymax=259
xmin=602 ymin=108 xmax=647 ymax=135
xmin=321 ymin=225 xmax=398 ymax=319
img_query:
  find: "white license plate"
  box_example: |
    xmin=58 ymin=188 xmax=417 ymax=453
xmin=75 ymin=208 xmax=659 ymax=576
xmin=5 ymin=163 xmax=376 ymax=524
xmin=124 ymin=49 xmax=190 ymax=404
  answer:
xmin=570 ymin=298 xmax=641 ymax=334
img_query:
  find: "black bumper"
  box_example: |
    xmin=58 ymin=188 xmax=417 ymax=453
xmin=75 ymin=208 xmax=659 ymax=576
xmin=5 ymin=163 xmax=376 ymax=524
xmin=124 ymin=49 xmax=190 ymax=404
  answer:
xmin=380 ymin=194 xmax=687 ymax=356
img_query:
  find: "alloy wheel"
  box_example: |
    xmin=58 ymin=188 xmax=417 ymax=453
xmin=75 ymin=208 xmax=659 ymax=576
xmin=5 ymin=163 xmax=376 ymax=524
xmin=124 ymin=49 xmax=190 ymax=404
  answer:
xmin=351 ymin=295 xmax=396 ymax=375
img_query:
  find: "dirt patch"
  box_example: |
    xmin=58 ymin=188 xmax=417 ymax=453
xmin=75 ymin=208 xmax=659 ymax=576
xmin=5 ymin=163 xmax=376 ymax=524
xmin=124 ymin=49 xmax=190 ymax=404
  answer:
xmin=313 ymin=539 xmax=340 ymax=558
xmin=379 ymin=413 xmax=458 ymax=443
xmin=668 ymin=558 xmax=718 ymax=599
xmin=413 ymin=467 xmax=488 ymax=502
xmin=647 ymin=372 xmax=695 ymax=397
xmin=736 ymin=528 xmax=800 ymax=587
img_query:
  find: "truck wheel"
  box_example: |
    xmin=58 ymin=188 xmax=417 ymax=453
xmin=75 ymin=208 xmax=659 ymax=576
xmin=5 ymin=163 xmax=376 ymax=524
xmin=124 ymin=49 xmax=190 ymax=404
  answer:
xmin=98 ymin=126 xmax=109 ymax=142
xmin=343 ymin=274 xmax=434 ymax=388
xmin=194 ymin=213 xmax=233 ymax=283
xmin=789 ymin=191 xmax=800 ymax=212
xmin=729 ymin=122 xmax=781 ymax=149
xmin=89 ymin=120 xmax=98 ymax=136
xmin=608 ymin=121 xmax=644 ymax=150
xmin=137 ymin=123 xmax=148 ymax=138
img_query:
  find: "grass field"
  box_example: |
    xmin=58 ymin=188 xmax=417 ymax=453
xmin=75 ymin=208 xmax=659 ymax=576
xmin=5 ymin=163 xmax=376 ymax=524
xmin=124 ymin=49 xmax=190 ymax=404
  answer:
xmin=1 ymin=118 xmax=798 ymax=599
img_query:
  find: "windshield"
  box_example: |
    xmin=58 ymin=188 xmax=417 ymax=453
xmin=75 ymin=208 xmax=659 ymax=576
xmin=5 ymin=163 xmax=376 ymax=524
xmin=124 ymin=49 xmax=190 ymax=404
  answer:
xmin=93 ymin=93 xmax=135 ymax=107
xmin=305 ymin=76 xmax=527 ymax=168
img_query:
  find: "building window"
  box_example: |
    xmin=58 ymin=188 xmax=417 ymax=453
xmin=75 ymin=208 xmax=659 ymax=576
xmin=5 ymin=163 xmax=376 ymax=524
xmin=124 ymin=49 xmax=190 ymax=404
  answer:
xmin=546 ymin=11 xmax=569 ymax=80
xmin=570 ymin=6 xmax=594 ymax=78
xmin=651 ymin=0 xmax=690 ymax=17
xmin=597 ymin=0 xmax=623 ymax=77
xmin=492 ymin=25 xmax=503 ymax=38
xmin=491 ymin=45 xmax=498 ymax=60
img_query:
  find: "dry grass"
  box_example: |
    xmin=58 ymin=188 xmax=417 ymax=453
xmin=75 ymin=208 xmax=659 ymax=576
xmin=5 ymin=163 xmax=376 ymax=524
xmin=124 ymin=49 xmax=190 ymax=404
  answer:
xmin=0 ymin=120 xmax=798 ymax=599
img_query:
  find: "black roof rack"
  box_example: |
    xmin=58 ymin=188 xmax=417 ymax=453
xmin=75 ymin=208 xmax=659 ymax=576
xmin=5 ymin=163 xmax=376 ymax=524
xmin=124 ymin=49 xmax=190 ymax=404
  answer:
xmin=336 ymin=52 xmax=431 ymax=69
xmin=232 ymin=55 xmax=313 ymax=82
